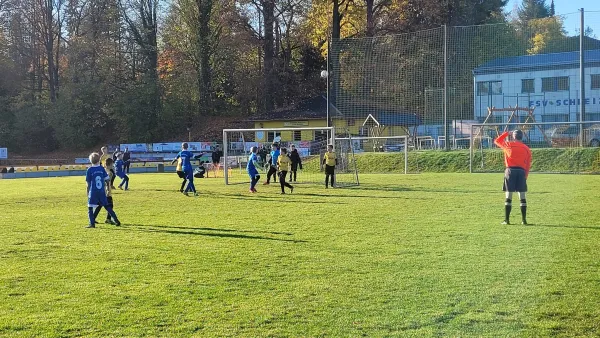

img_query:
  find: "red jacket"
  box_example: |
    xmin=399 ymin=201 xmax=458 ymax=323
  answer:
xmin=494 ymin=132 xmax=532 ymax=177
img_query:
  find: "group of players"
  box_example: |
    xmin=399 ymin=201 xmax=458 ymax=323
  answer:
xmin=85 ymin=146 xmax=131 ymax=228
xmin=85 ymin=128 xmax=529 ymax=227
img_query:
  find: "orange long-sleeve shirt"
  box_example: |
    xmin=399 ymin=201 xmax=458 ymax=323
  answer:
xmin=494 ymin=131 xmax=532 ymax=177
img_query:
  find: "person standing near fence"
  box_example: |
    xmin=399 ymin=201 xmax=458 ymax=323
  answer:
xmin=289 ymin=144 xmax=302 ymax=182
xmin=494 ymin=130 xmax=532 ymax=225
xmin=122 ymin=147 xmax=131 ymax=173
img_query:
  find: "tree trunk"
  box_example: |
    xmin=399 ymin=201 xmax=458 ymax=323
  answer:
xmin=366 ymin=0 xmax=375 ymax=37
xmin=196 ymin=0 xmax=213 ymax=116
xmin=262 ymin=0 xmax=275 ymax=113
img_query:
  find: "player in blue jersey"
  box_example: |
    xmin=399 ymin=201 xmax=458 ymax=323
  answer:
xmin=175 ymin=142 xmax=197 ymax=196
xmin=115 ymin=152 xmax=130 ymax=190
xmin=264 ymin=143 xmax=280 ymax=185
xmin=86 ymin=152 xmax=120 ymax=228
xmin=247 ymin=146 xmax=264 ymax=193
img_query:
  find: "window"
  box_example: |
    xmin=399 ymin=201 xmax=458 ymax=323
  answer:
xmin=521 ymin=79 xmax=535 ymax=93
xmin=592 ymin=75 xmax=600 ymax=90
xmin=542 ymin=76 xmax=569 ymax=92
xmin=477 ymin=81 xmax=502 ymax=96
xmin=267 ymin=131 xmax=281 ymax=142
xmin=586 ymin=113 xmax=600 ymax=122
xmin=293 ymin=130 xmax=302 ymax=141
xmin=541 ymin=114 xmax=569 ymax=122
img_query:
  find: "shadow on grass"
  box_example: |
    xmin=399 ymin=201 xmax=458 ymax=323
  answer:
xmin=116 ymin=224 xmax=306 ymax=242
xmin=297 ymin=192 xmax=429 ymax=200
xmin=130 ymin=224 xmax=294 ymax=236
xmin=529 ymin=224 xmax=600 ymax=231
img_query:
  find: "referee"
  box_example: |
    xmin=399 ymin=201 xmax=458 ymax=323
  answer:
xmin=494 ymin=130 xmax=532 ymax=225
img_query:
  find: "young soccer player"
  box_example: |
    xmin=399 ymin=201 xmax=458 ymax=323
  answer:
xmin=86 ymin=152 xmax=120 ymax=228
xmin=115 ymin=153 xmax=129 ymax=190
xmin=174 ymin=142 xmax=197 ymax=196
xmin=211 ymin=145 xmax=223 ymax=178
xmin=247 ymin=146 xmax=263 ymax=193
xmin=289 ymin=144 xmax=302 ymax=182
xmin=93 ymin=160 xmax=117 ymax=225
xmin=322 ymin=144 xmax=337 ymax=188
xmin=494 ymin=129 xmax=532 ymax=225
xmin=264 ymin=143 xmax=280 ymax=185
xmin=100 ymin=146 xmax=116 ymax=189
xmin=171 ymin=156 xmax=187 ymax=192
xmin=277 ymin=147 xmax=294 ymax=194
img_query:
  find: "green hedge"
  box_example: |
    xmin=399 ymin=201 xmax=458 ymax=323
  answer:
xmin=303 ymin=148 xmax=600 ymax=174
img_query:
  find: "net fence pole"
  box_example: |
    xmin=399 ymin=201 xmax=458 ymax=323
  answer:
xmin=443 ymin=24 xmax=449 ymax=151
xmin=404 ymin=135 xmax=408 ymax=174
xmin=469 ymin=125 xmax=473 ymax=173
xmin=223 ymin=130 xmax=228 ymax=185
xmin=580 ymin=8 xmax=585 ymax=147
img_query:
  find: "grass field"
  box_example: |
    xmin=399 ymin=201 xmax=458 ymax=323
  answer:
xmin=1 ymin=173 xmax=599 ymax=337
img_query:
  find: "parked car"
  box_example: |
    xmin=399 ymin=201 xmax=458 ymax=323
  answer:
xmin=545 ymin=125 xmax=600 ymax=147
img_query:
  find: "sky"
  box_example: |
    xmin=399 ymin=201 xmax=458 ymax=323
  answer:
xmin=505 ymin=0 xmax=600 ymax=36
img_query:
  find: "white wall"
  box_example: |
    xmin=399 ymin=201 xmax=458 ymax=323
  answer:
xmin=474 ymin=66 xmax=600 ymax=122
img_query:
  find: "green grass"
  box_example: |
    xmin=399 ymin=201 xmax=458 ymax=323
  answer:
xmin=1 ymin=173 xmax=600 ymax=337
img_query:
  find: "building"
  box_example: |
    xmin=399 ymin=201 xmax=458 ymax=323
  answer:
xmin=249 ymin=95 xmax=419 ymax=143
xmin=473 ymin=49 xmax=600 ymax=123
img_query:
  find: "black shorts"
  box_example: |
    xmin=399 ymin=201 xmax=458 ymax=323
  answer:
xmin=325 ymin=165 xmax=335 ymax=175
xmin=177 ymin=171 xmax=186 ymax=179
xmin=503 ymin=167 xmax=527 ymax=192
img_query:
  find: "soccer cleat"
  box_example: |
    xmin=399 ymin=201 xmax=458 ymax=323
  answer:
xmin=115 ymin=221 xmax=121 ymax=226
xmin=183 ymin=192 xmax=189 ymax=197
xmin=118 ymin=186 xmax=123 ymax=190
xmin=501 ymin=220 xmax=510 ymax=225
xmin=105 ymin=219 xmax=115 ymax=225
xmin=280 ymin=192 xmax=285 ymax=194
xmin=179 ymin=189 xmax=184 ymax=193
xmin=194 ymin=192 xmax=199 ymax=196
xmin=86 ymin=224 xmax=96 ymax=228
xmin=521 ymin=220 xmax=528 ymax=225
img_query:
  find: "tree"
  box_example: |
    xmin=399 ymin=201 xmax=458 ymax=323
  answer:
xmin=518 ymin=0 xmax=550 ymax=23
xmin=549 ymin=0 xmax=554 ymax=16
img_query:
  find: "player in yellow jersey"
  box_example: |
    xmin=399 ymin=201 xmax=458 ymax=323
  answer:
xmin=322 ymin=144 xmax=337 ymax=188
xmin=276 ymin=148 xmax=294 ymax=194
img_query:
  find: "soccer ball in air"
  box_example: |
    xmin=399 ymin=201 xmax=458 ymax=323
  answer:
xmin=320 ymin=70 xmax=328 ymax=79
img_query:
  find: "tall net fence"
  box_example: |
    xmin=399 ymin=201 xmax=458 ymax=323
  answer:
xmin=329 ymin=9 xmax=600 ymax=161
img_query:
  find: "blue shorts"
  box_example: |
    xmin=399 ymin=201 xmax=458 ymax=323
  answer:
xmin=248 ymin=170 xmax=259 ymax=179
xmin=88 ymin=191 xmax=108 ymax=208
xmin=117 ymin=172 xmax=126 ymax=179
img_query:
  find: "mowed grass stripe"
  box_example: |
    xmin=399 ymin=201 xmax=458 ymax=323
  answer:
xmin=0 ymin=173 xmax=598 ymax=337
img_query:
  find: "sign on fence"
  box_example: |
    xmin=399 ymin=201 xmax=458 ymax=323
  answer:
xmin=0 ymin=148 xmax=7 ymax=159
xmin=120 ymin=144 xmax=151 ymax=152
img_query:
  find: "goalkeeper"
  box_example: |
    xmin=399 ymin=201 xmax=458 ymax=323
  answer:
xmin=494 ymin=130 xmax=532 ymax=225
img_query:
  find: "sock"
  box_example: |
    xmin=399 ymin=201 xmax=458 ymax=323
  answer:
xmin=520 ymin=199 xmax=527 ymax=222
xmin=504 ymin=198 xmax=512 ymax=222
xmin=93 ymin=206 xmax=102 ymax=221
xmin=88 ymin=207 xmax=95 ymax=226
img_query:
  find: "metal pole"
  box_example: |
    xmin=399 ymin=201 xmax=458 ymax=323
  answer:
xmin=404 ymin=135 xmax=408 ymax=174
xmin=469 ymin=125 xmax=473 ymax=173
xmin=444 ymin=25 xmax=449 ymax=151
xmin=580 ymin=8 xmax=585 ymax=147
xmin=326 ymin=42 xmax=330 ymax=143
xmin=223 ymin=130 xmax=228 ymax=185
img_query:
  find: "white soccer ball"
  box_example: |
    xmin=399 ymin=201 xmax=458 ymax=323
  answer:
xmin=320 ymin=70 xmax=328 ymax=79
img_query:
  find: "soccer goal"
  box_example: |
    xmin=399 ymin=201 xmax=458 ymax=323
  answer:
xmin=469 ymin=121 xmax=600 ymax=174
xmin=334 ymin=135 xmax=409 ymax=175
xmin=222 ymin=127 xmax=360 ymax=187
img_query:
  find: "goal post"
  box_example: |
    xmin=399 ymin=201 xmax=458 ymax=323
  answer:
xmin=469 ymin=121 xmax=600 ymax=174
xmin=222 ymin=126 xmax=344 ymax=185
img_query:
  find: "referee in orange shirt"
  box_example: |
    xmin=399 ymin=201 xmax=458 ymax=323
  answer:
xmin=494 ymin=130 xmax=532 ymax=225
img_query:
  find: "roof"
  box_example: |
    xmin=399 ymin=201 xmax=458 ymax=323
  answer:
xmin=248 ymin=95 xmax=342 ymax=121
xmin=473 ymin=49 xmax=600 ymax=75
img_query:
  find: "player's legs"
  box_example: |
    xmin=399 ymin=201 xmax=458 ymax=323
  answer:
xmin=105 ymin=206 xmax=120 ymax=226
xmin=123 ymin=175 xmax=129 ymax=190
xmin=180 ymin=178 xmax=187 ymax=192
xmin=250 ymin=174 xmax=260 ymax=191
xmin=281 ymin=171 xmax=293 ymax=193
xmin=93 ymin=206 xmax=102 ymax=223
xmin=518 ymin=191 xmax=527 ymax=224
xmin=186 ymin=170 xmax=196 ymax=194
xmin=110 ymin=169 xmax=116 ymax=188
xmin=87 ymin=207 xmax=96 ymax=228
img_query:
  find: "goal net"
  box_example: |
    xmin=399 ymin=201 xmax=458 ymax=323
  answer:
xmin=470 ymin=121 xmax=600 ymax=174
xmin=222 ymin=127 xmax=359 ymax=187
xmin=334 ymin=135 xmax=409 ymax=175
